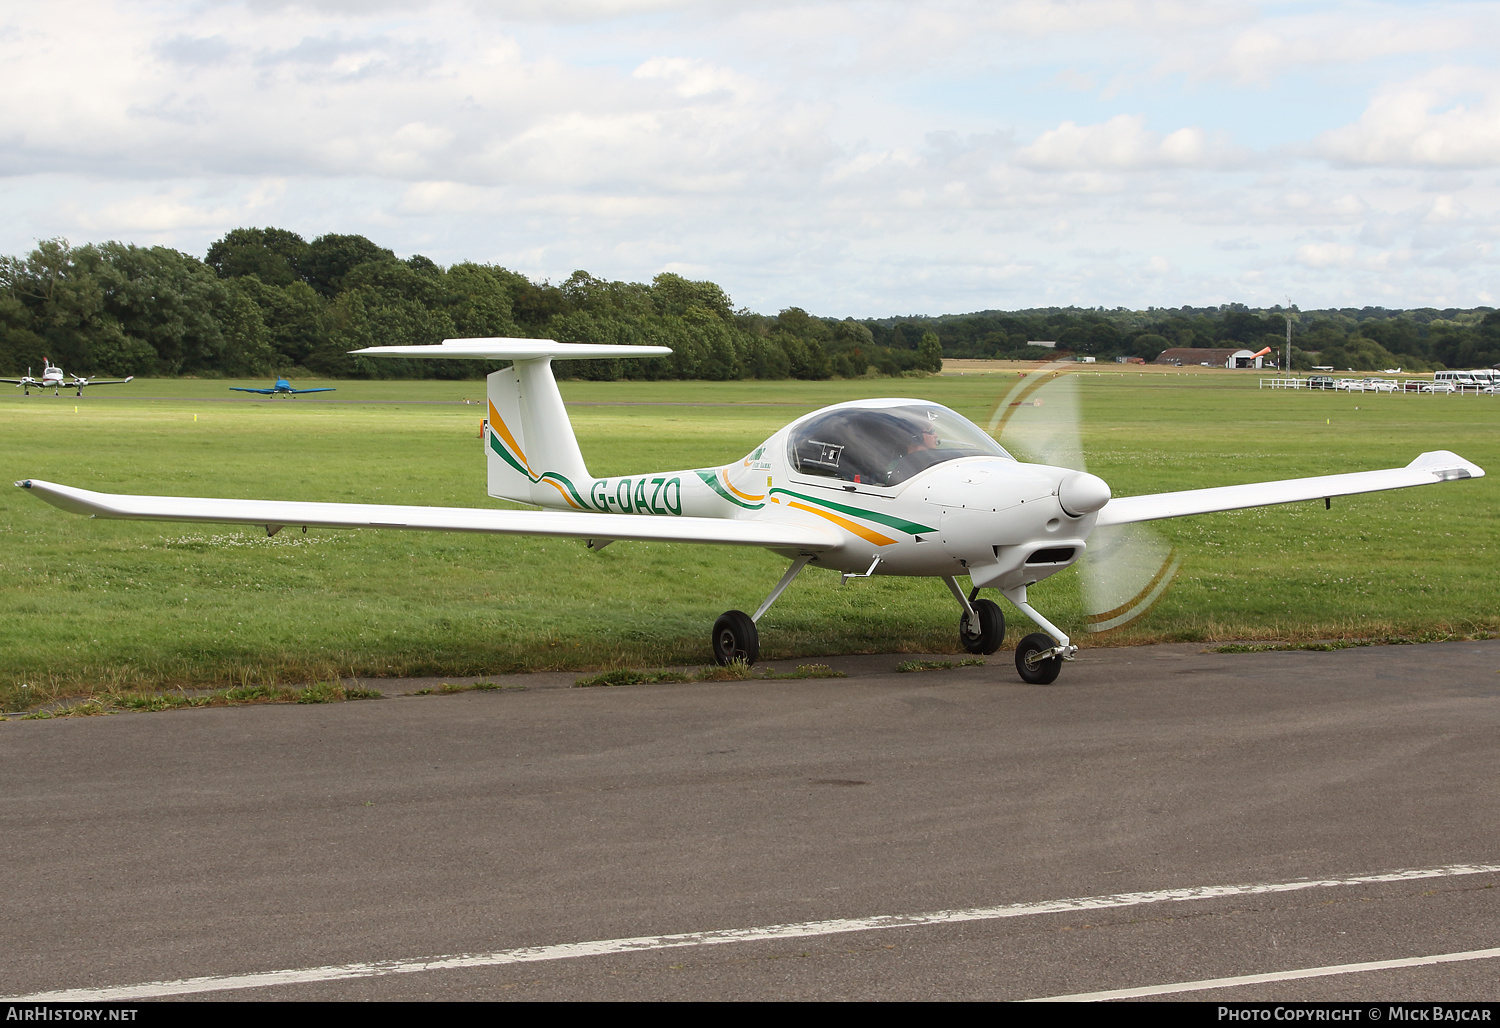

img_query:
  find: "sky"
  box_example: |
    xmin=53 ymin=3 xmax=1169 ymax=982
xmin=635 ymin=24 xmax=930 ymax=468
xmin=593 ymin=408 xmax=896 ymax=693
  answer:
xmin=2 ymin=0 xmax=1498 ymax=316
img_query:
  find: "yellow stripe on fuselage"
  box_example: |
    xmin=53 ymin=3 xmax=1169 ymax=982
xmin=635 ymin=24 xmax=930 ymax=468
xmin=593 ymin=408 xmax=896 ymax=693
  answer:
xmin=722 ymin=470 xmax=765 ymax=502
xmin=786 ymin=501 xmax=897 ymax=546
xmin=540 ymin=476 xmax=583 ymax=509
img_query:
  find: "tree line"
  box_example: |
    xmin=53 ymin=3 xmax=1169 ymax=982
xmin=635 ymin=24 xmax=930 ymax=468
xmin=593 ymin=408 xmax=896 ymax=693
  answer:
xmin=2 ymin=228 xmax=1496 ymax=381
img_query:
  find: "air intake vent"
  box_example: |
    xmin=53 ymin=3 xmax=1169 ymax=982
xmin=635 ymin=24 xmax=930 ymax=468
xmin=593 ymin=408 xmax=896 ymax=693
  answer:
xmin=1026 ymin=547 xmax=1076 ymax=564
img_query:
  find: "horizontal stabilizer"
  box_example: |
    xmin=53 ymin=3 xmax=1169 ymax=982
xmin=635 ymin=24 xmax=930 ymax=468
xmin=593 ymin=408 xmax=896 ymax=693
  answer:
xmin=350 ymin=338 xmax=672 ymax=361
xmin=16 ymin=480 xmax=837 ymax=551
xmin=1097 ymin=450 xmax=1484 ymax=527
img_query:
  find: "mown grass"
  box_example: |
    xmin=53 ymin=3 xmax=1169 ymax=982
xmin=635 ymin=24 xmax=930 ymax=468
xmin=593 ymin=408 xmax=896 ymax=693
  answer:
xmin=2 ymin=370 xmax=1496 ymax=710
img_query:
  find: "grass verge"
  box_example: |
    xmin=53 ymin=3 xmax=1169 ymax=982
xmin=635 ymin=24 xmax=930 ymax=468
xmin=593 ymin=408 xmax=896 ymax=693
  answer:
xmin=11 ymin=681 xmax=383 ymax=719
xmin=896 ymin=658 xmax=987 ymax=672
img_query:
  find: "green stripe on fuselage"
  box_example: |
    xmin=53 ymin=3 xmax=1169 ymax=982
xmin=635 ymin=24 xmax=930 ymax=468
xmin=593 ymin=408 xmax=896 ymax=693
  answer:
xmin=769 ymin=487 xmax=934 ymax=535
xmin=489 ymin=432 xmax=591 ymax=508
xmin=696 ymin=470 xmax=764 ymax=510
xmin=540 ymin=472 xmax=588 ymax=509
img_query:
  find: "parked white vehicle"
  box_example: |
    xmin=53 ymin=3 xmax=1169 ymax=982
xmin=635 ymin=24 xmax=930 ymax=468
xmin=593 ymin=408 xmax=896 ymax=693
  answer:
xmin=1435 ymin=370 xmax=1487 ymax=389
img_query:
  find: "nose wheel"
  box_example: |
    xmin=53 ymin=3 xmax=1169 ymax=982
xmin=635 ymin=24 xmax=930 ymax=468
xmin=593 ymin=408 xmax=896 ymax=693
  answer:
xmin=1015 ymin=633 xmax=1064 ymax=684
xmin=1000 ymin=585 xmax=1078 ymax=684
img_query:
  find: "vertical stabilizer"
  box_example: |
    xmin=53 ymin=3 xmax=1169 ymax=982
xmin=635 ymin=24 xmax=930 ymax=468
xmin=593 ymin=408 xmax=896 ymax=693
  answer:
xmin=486 ymin=359 xmax=593 ymax=509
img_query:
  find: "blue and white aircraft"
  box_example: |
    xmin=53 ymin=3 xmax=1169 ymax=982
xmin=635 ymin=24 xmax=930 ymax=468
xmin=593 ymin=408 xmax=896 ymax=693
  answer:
xmin=230 ymin=379 xmax=336 ymax=398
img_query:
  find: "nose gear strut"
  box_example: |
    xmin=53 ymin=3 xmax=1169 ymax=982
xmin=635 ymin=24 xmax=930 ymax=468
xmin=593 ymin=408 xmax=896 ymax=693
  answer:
xmin=1001 ymin=584 xmax=1077 ymax=684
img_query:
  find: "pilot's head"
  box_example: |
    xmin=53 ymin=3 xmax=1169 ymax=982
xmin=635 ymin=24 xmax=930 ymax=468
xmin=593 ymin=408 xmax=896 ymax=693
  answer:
xmin=909 ymin=426 xmax=938 ymax=451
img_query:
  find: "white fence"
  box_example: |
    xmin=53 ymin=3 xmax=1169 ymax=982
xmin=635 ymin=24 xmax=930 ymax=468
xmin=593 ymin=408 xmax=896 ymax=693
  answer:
xmin=1260 ymin=378 xmax=1497 ymax=395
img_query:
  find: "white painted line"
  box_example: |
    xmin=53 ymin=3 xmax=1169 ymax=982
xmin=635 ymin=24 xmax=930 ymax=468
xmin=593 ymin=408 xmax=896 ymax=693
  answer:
xmin=10 ymin=862 xmax=1499 ymax=1001
xmin=1033 ymin=946 xmax=1500 ymax=1001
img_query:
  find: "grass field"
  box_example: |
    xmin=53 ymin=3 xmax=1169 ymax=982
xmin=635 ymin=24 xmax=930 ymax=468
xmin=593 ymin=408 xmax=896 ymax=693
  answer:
xmin=2 ymin=370 xmax=1496 ymax=709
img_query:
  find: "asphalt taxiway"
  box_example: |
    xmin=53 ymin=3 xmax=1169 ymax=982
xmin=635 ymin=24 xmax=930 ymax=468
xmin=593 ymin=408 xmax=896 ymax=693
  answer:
xmin=3 ymin=641 xmax=1498 ymax=1001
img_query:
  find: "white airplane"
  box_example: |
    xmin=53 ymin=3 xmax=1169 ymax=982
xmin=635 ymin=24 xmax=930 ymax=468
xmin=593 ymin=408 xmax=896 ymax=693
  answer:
xmin=14 ymin=339 xmax=1487 ymax=683
xmin=3 ymin=359 xmax=134 ymax=396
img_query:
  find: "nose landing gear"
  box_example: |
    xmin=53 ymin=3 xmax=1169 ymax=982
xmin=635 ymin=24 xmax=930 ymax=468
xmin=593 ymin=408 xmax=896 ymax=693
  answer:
xmin=1000 ymin=584 xmax=1078 ymax=684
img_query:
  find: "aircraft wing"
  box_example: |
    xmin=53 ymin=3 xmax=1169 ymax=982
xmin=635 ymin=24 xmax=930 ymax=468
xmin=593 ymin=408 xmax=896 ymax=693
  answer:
xmin=1097 ymin=450 xmax=1484 ymax=527
xmin=78 ymin=377 xmax=134 ymax=387
xmin=15 ymin=480 xmax=840 ymax=551
xmin=1 ymin=378 xmax=37 ymax=385
xmin=229 ymin=387 xmax=276 ymax=394
xmin=288 ymin=388 xmax=336 ymax=394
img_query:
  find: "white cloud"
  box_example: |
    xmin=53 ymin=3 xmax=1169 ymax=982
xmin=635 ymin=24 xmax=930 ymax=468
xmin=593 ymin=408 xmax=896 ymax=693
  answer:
xmin=1295 ymin=242 xmax=1358 ymax=269
xmin=1018 ymin=115 xmax=1245 ymax=171
xmin=1189 ymin=11 xmax=1485 ymax=85
xmin=1318 ymin=67 xmax=1500 ymax=169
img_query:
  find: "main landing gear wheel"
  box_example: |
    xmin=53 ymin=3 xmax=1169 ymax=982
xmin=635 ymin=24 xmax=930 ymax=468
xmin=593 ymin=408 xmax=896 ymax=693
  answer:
xmin=959 ymin=598 xmax=1005 ymax=655
xmin=1015 ymin=632 xmax=1063 ymax=685
xmin=712 ymin=610 xmax=759 ymax=665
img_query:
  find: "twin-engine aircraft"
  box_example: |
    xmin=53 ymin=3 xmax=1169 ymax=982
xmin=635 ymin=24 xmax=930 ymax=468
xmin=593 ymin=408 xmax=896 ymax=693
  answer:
xmin=4 ymin=359 xmax=133 ymax=396
xmin=229 ymin=379 xmax=336 ymax=398
xmin=16 ymin=340 xmax=1486 ymax=683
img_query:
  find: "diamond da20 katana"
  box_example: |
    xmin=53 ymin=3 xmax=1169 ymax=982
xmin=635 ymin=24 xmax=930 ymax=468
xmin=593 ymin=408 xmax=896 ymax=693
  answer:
xmin=15 ymin=339 xmax=1485 ymax=683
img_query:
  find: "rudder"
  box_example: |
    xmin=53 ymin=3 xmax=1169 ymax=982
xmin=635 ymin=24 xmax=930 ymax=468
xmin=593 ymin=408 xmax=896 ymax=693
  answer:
xmin=486 ymin=359 xmax=593 ymax=509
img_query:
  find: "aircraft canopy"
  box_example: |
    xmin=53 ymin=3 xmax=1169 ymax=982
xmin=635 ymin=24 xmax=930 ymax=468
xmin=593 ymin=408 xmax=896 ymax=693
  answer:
xmin=788 ymin=403 xmax=1012 ymax=487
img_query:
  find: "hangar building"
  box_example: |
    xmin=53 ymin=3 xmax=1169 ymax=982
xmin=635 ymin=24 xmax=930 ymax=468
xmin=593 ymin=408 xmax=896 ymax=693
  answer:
xmin=1154 ymin=348 xmax=1270 ymax=369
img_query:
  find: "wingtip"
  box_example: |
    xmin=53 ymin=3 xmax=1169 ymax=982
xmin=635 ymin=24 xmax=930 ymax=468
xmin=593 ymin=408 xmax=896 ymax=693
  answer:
xmin=1409 ymin=450 xmax=1486 ymax=480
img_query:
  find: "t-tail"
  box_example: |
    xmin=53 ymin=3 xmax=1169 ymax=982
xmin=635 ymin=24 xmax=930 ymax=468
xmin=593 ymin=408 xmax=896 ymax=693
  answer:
xmin=347 ymin=338 xmax=671 ymax=509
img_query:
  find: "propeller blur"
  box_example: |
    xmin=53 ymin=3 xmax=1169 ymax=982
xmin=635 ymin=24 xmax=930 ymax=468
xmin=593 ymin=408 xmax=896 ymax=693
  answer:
xmin=15 ymin=340 xmax=1486 ymax=684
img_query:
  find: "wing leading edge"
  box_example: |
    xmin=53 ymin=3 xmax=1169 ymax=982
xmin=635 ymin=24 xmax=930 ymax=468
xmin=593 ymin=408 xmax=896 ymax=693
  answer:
xmin=15 ymin=480 xmax=838 ymax=551
xmin=1096 ymin=450 xmax=1485 ymax=527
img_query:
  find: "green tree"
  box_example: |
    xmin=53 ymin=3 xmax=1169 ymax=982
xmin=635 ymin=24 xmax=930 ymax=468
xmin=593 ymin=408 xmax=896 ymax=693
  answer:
xmin=302 ymin=234 xmax=397 ymax=297
xmin=205 ymin=227 xmax=309 ymax=286
xmin=89 ymin=242 xmax=229 ymax=375
xmin=917 ymin=331 xmax=943 ymax=372
xmin=231 ymin=277 xmax=326 ymax=368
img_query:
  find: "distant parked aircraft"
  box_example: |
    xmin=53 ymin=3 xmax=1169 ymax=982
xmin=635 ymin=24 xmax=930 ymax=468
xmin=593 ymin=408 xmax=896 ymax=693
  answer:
xmin=230 ymin=379 xmax=336 ymax=398
xmin=2 ymin=359 xmax=133 ymax=396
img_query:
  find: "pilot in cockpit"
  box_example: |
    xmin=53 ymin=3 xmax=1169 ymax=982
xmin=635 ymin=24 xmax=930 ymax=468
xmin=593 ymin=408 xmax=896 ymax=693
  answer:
xmin=789 ymin=403 xmax=1013 ymax=487
xmin=886 ymin=423 xmax=938 ymax=479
